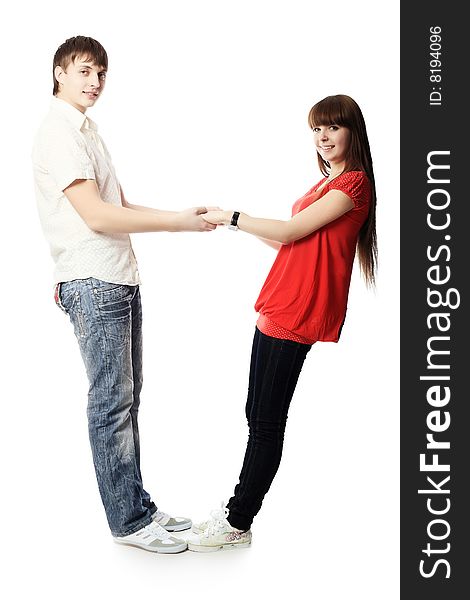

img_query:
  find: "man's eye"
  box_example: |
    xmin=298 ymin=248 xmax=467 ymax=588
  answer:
xmin=99 ymin=73 xmax=107 ymax=80
xmin=81 ymin=70 xmax=88 ymax=75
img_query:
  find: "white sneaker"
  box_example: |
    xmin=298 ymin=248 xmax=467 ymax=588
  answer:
xmin=191 ymin=501 xmax=227 ymax=534
xmin=113 ymin=521 xmax=188 ymax=553
xmin=152 ymin=509 xmax=192 ymax=532
xmin=187 ymin=504 xmax=252 ymax=552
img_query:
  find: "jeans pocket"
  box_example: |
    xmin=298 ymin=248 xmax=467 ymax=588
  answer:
xmin=54 ymin=282 xmax=79 ymax=315
xmin=54 ymin=283 xmax=67 ymax=313
xmin=93 ymin=283 xmax=135 ymax=316
xmin=92 ymin=283 xmax=134 ymax=344
xmin=58 ymin=282 xmax=87 ymax=338
xmin=92 ymin=278 xmax=133 ymax=299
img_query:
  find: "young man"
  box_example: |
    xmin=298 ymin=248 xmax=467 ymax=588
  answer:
xmin=32 ymin=36 xmax=215 ymax=554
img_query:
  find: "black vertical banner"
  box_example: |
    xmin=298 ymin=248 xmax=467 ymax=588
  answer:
xmin=401 ymin=2 xmax=469 ymax=598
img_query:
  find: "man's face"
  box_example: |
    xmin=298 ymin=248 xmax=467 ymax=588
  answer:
xmin=55 ymin=57 xmax=107 ymax=113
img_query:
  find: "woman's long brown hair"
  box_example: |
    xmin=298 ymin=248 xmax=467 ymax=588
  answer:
xmin=308 ymin=95 xmax=377 ymax=287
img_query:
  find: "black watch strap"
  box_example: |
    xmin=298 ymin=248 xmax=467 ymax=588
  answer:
xmin=229 ymin=211 xmax=240 ymax=230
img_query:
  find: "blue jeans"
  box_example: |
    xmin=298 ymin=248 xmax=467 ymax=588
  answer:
xmin=56 ymin=278 xmax=156 ymax=536
xmin=227 ymin=328 xmax=312 ymax=531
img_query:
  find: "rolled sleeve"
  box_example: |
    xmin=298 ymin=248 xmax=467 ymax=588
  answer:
xmin=44 ymin=129 xmax=95 ymax=192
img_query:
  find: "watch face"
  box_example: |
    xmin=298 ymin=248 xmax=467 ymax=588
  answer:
xmin=229 ymin=211 xmax=240 ymax=230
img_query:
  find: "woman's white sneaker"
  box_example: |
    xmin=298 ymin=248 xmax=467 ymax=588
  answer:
xmin=188 ymin=505 xmax=252 ymax=552
xmin=113 ymin=521 xmax=188 ymax=553
xmin=191 ymin=501 xmax=226 ymax=534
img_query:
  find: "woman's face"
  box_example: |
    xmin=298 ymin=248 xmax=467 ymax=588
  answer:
xmin=312 ymin=124 xmax=351 ymax=167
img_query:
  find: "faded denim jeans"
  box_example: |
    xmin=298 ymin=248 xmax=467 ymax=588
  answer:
xmin=55 ymin=277 xmax=157 ymax=536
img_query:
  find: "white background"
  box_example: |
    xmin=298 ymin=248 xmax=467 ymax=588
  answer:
xmin=1 ymin=1 xmax=399 ymax=598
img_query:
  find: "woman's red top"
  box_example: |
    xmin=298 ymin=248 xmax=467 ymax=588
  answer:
xmin=255 ymin=170 xmax=371 ymax=344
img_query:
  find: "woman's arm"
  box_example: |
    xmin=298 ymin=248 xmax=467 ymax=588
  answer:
xmin=256 ymin=237 xmax=282 ymax=250
xmin=203 ymin=189 xmax=354 ymax=244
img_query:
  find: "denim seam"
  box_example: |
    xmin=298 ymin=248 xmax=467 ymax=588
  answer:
xmin=94 ymin=279 xmax=129 ymax=530
xmin=92 ymin=281 xmax=149 ymax=534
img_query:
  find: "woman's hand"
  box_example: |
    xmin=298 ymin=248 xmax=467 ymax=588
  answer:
xmin=202 ymin=210 xmax=232 ymax=226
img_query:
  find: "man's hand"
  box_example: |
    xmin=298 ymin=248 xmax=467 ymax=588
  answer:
xmin=176 ymin=207 xmax=217 ymax=231
xmin=201 ymin=210 xmax=232 ymax=226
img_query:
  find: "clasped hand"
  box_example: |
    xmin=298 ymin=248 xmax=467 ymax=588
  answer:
xmin=201 ymin=209 xmax=231 ymax=226
xmin=179 ymin=206 xmax=229 ymax=231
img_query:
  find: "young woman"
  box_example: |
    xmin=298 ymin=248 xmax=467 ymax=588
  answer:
xmin=187 ymin=94 xmax=377 ymax=552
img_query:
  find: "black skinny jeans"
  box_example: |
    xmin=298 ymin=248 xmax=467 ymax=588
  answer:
xmin=227 ymin=327 xmax=312 ymax=531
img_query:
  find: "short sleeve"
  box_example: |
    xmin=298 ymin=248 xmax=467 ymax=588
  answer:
xmin=330 ymin=171 xmax=371 ymax=208
xmin=40 ymin=127 xmax=95 ymax=192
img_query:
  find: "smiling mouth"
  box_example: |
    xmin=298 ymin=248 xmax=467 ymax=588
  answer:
xmin=83 ymin=91 xmax=99 ymax=97
xmin=321 ymin=145 xmax=334 ymax=150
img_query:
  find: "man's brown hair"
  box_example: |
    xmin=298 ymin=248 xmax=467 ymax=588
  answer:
xmin=53 ymin=36 xmax=108 ymax=95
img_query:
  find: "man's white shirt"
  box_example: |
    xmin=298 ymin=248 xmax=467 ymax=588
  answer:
xmin=32 ymin=97 xmax=140 ymax=286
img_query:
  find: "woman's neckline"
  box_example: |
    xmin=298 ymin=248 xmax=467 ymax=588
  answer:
xmin=316 ymin=172 xmax=343 ymax=193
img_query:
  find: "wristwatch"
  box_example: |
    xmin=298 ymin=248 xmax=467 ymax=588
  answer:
xmin=228 ymin=211 xmax=240 ymax=231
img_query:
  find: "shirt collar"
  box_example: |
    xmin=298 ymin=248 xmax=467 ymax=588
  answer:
xmin=50 ymin=96 xmax=98 ymax=132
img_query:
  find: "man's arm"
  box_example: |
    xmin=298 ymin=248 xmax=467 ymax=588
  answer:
xmin=119 ymin=186 xmax=178 ymax=216
xmin=64 ymin=179 xmax=215 ymax=233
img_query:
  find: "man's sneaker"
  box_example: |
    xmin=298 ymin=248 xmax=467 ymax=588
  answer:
xmin=187 ymin=505 xmax=252 ymax=552
xmin=152 ymin=509 xmax=192 ymax=532
xmin=113 ymin=521 xmax=188 ymax=553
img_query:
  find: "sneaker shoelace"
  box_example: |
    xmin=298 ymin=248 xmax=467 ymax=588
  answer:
xmin=142 ymin=521 xmax=172 ymax=541
xmin=202 ymin=503 xmax=230 ymax=538
xmin=153 ymin=510 xmax=170 ymax=523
